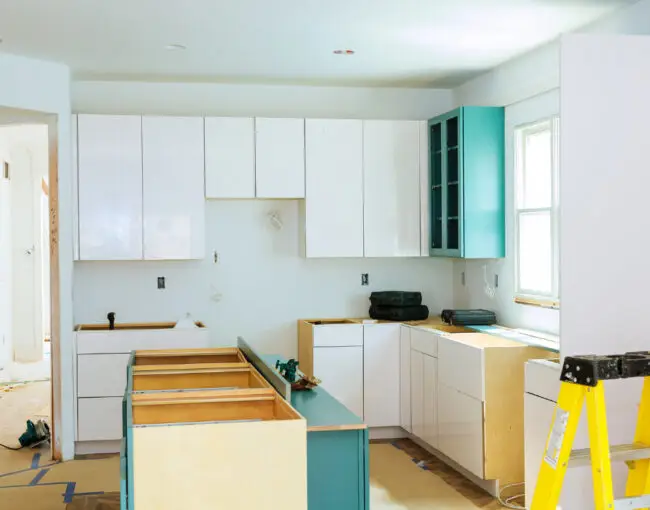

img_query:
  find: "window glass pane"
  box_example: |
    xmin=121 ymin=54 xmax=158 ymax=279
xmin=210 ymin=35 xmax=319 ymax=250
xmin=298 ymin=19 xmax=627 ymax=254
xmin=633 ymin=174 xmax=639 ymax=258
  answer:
xmin=521 ymin=128 xmax=552 ymax=209
xmin=518 ymin=211 xmax=552 ymax=294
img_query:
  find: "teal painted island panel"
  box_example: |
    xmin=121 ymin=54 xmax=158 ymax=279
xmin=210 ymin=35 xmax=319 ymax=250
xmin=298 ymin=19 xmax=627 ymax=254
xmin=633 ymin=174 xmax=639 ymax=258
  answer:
xmin=264 ymin=355 xmax=369 ymax=510
xmin=428 ymin=106 xmax=505 ymax=258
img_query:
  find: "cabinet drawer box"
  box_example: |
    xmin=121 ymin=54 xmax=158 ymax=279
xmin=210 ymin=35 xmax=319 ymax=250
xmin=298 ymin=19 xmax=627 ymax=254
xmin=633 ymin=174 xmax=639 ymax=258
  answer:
xmin=77 ymin=397 xmax=123 ymax=441
xmin=438 ymin=337 xmax=484 ymax=401
xmin=410 ymin=327 xmax=437 ymax=357
xmin=313 ymin=325 xmax=363 ymax=347
xmin=133 ymin=347 xmax=245 ymax=366
xmin=78 ymin=354 xmax=131 ymax=397
xmin=132 ymin=365 xmax=270 ymax=392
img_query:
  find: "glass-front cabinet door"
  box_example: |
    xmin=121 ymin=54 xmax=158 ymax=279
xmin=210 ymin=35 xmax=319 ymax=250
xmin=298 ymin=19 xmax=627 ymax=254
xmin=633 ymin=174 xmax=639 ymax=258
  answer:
xmin=429 ymin=109 xmax=462 ymax=257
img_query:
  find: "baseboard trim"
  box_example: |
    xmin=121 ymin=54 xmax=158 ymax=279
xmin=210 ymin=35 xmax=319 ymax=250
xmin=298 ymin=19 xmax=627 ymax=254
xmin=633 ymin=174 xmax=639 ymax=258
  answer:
xmin=408 ymin=434 xmax=499 ymax=498
xmin=369 ymin=426 xmax=408 ymax=440
xmin=75 ymin=439 xmax=121 ymax=456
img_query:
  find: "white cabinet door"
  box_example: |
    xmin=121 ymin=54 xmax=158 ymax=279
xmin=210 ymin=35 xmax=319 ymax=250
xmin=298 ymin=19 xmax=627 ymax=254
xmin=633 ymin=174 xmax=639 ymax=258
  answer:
xmin=72 ymin=114 xmax=79 ymax=261
xmin=255 ymin=118 xmax=305 ymax=198
xmin=305 ymin=119 xmax=363 ymax=258
xmin=438 ymin=337 xmax=484 ymax=401
xmin=204 ymin=117 xmax=255 ymax=199
xmin=410 ymin=349 xmax=424 ymax=440
xmin=77 ymin=397 xmax=123 ymax=441
xmin=314 ymin=346 xmax=363 ymax=419
xmin=399 ymin=326 xmax=412 ymax=432
xmin=423 ymin=353 xmax=437 ymax=448
xmin=363 ymin=120 xmax=421 ymax=257
xmin=437 ymin=382 xmax=484 ymax=478
xmin=77 ymin=353 xmax=131 ymax=397
xmin=77 ymin=114 xmax=143 ymax=260
xmin=363 ymin=324 xmax=400 ymax=427
xmin=143 ymin=116 xmax=205 ymax=260
xmin=419 ymin=121 xmax=430 ymax=256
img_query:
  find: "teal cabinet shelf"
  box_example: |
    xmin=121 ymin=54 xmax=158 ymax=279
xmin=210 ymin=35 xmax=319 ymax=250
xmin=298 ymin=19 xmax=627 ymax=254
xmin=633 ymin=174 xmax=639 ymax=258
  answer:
xmin=428 ymin=106 xmax=505 ymax=258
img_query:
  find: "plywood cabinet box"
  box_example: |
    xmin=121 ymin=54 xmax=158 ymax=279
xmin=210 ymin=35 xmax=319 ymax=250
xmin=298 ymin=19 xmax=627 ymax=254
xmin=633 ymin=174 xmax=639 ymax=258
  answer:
xmin=74 ymin=322 xmax=212 ymax=454
xmin=124 ymin=388 xmax=307 ymax=510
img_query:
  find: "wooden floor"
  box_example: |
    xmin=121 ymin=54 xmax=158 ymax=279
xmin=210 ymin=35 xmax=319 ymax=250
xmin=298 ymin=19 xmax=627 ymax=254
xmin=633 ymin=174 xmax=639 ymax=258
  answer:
xmin=0 ymin=382 xmax=505 ymax=509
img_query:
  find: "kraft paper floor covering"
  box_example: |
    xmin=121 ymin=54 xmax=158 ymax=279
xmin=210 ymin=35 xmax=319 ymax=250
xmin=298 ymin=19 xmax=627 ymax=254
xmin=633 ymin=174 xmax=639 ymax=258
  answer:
xmin=0 ymin=382 xmax=502 ymax=509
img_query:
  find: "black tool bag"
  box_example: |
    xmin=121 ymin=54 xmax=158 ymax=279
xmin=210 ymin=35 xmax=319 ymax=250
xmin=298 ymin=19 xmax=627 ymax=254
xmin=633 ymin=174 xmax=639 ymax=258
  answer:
xmin=441 ymin=309 xmax=497 ymax=326
xmin=369 ymin=291 xmax=422 ymax=307
xmin=369 ymin=305 xmax=429 ymax=321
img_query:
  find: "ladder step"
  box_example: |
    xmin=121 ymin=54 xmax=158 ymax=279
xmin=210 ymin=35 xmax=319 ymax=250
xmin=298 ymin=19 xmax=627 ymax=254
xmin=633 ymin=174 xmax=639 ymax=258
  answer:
xmin=569 ymin=443 xmax=650 ymax=467
xmin=615 ymin=495 xmax=650 ymax=509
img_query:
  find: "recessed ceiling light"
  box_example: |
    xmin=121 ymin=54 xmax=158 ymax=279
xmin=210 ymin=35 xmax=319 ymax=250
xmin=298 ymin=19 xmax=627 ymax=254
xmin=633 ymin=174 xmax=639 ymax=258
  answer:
xmin=165 ymin=44 xmax=186 ymax=51
xmin=333 ymin=49 xmax=355 ymax=55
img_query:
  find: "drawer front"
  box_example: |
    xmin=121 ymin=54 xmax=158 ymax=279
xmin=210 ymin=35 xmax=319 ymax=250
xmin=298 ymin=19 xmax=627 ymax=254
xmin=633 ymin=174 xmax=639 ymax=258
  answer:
xmin=410 ymin=327 xmax=437 ymax=357
xmin=525 ymin=360 xmax=561 ymax=402
xmin=313 ymin=324 xmax=363 ymax=347
xmin=437 ymin=337 xmax=484 ymax=401
xmin=437 ymin=382 xmax=484 ymax=478
xmin=76 ymin=328 xmax=211 ymax=354
xmin=78 ymin=354 xmax=131 ymax=397
xmin=78 ymin=397 xmax=123 ymax=441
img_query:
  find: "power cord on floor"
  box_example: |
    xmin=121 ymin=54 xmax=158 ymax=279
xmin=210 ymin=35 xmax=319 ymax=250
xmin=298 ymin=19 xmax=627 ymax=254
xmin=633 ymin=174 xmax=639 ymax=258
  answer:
xmin=0 ymin=442 xmax=24 ymax=451
xmin=497 ymin=482 xmax=525 ymax=509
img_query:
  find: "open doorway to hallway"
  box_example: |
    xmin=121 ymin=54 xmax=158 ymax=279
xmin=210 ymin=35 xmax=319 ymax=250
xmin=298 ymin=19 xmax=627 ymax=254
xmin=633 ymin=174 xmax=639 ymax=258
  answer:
xmin=0 ymin=123 xmax=51 ymax=448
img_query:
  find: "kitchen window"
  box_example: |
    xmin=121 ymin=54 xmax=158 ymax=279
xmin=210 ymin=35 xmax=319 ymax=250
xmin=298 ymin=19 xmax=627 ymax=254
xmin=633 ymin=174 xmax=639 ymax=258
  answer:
xmin=514 ymin=117 xmax=560 ymax=307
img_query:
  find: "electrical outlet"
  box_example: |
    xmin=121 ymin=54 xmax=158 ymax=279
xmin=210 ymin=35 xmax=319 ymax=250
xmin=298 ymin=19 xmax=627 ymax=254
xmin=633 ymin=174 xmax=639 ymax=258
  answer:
xmin=157 ymin=276 xmax=166 ymax=290
xmin=361 ymin=273 xmax=369 ymax=286
xmin=494 ymin=274 xmax=499 ymax=289
xmin=461 ymin=271 xmax=466 ymax=286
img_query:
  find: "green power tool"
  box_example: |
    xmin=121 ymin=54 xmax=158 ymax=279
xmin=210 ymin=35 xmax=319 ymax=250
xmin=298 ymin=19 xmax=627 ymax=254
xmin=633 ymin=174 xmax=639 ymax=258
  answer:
xmin=19 ymin=419 xmax=50 ymax=448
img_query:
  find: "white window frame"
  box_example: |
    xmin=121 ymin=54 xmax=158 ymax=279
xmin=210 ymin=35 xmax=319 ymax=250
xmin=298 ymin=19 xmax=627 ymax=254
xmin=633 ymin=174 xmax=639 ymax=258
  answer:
xmin=514 ymin=117 xmax=560 ymax=304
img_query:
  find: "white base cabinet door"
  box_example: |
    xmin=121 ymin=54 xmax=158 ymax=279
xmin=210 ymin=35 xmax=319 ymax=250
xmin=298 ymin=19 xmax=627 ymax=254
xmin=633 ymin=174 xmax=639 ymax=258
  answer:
xmin=437 ymin=382 xmax=484 ymax=478
xmin=410 ymin=350 xmax=425 ymax=440
xmin=313 ymin=346 xmax=363 ymax=419
xmin=423 ymin=353 xmax=437 ymax=448
xmin=363 ymin=324 xmax=400 ymax=427
xmin=399 ymin=326 xmax=412 ymax=432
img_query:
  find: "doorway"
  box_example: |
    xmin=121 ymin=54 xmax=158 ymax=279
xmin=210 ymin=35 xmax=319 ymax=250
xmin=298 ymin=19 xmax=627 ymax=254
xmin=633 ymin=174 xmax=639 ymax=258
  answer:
xmin=0 ymin=111 xmax=59 ymax=460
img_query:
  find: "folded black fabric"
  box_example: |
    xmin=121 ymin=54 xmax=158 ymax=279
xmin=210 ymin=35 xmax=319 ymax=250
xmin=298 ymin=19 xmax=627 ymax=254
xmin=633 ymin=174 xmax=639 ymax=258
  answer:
xmin=441 ymin=309 xmax=496 ymax=326
xmin=369 ymin=291 xmax=422 ymax=307
xmin=369 ymin=305 xmax=429 ymax=321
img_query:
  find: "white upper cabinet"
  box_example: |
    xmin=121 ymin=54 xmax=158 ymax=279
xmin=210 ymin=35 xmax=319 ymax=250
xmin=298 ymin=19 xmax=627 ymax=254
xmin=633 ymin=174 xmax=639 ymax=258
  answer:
xmin=363 ymin=120 xmax=421 ymax=257
xmin=77 ymin=114 xmax=143 ymax=260
xmin=255 ymin=118 xmax=305 ymax=198
xmin=142 ymin=116 xmax=205 ymax=260
xmin=205 ymin=117 xmax=255 ymax=199
xmin=305 ymin=119 xmax=364 ymax=258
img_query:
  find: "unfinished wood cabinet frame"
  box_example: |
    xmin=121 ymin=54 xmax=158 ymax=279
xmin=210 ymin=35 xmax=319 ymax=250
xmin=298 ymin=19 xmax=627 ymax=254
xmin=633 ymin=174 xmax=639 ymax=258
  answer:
xmin=132 ymin=365 xmax=271 ymax=392
xmin=133 ymin=347 xmax=247 ymax=366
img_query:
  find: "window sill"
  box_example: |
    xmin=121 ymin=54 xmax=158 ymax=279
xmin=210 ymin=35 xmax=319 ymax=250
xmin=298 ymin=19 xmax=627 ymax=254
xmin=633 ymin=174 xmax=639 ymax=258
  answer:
xmin=514 ymin=295 xmax=560 ymax=310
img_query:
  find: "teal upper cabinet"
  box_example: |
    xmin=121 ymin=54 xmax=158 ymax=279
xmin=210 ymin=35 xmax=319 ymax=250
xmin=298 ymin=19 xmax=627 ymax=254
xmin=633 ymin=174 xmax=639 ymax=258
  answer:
xmin=428 ymin=106 xmax=505 ymax=258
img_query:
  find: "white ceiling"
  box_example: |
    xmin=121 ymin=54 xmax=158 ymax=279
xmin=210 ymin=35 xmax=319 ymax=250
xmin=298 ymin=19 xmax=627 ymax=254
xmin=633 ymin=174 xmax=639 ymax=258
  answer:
xmin=0 ymin=0 xmax=635 ymax=88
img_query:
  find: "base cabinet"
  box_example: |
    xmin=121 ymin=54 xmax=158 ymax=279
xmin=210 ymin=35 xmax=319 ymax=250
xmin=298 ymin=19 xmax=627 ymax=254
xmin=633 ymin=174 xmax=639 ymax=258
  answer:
xmin=363 ymin=324 xmax=400 ymax=427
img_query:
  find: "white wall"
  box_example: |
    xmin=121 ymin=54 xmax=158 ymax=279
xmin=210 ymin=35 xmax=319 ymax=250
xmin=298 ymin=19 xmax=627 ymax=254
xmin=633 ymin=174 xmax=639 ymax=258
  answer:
xmin=72 ymin=81 xmax=454 ymax=119
xmin=74 ymin=200 xmax=454 ymax=357
xmin=0 ymin=145 xmax=11 ymax=379
xmin=451 ymin=0 xmax=650 ymax=335
xmin=0 ymin=53 xmax=73 ymax=459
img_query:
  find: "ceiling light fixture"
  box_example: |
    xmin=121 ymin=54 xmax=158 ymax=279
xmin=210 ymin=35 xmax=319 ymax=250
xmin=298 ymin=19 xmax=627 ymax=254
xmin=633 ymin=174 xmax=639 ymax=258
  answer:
xmin=165 ymin=44 xmax=187 ymax=51
xmin=333 ymin=49 xmax=355 ymax=55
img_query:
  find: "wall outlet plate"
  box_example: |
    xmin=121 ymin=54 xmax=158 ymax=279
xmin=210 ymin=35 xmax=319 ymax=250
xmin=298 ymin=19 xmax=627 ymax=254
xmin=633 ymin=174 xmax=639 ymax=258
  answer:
xmin=157 ymin=276 xmax=165 ymax=289
xmin=361 ymin=273 xmax=369 ymax=286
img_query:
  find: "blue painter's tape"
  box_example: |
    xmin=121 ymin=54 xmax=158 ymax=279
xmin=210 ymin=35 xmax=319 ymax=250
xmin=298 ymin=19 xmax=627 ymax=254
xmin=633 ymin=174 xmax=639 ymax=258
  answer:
xmin=31 ymin=453 xmax=41 ymax=469
xmin=0 ymin=461 xmax=58 ymax=479
xmin=29 ymin=468 xmax=49 ymax=486
xmin=62 ymin=481 xmax=77 ymax=503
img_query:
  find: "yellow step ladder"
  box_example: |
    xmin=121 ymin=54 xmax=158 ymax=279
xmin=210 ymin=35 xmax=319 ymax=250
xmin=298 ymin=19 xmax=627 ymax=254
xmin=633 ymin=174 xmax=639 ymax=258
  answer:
xmin=531 ymin=352 xmax=650 ymax=510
